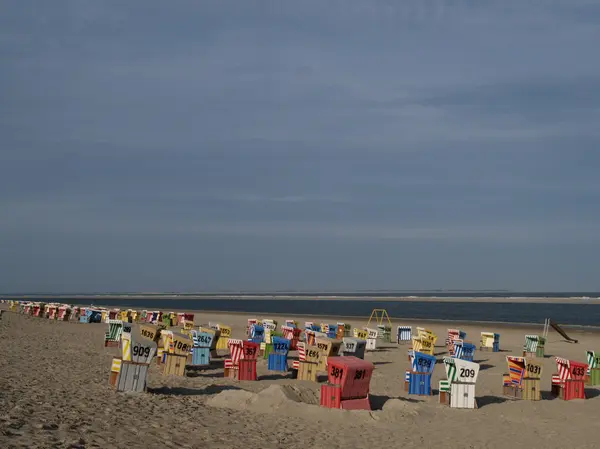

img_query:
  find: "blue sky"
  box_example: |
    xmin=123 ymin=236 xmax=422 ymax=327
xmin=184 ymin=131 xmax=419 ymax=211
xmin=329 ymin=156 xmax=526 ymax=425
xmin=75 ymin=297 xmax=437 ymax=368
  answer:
xmin=1 ymin=1 xmax=599 ymax=292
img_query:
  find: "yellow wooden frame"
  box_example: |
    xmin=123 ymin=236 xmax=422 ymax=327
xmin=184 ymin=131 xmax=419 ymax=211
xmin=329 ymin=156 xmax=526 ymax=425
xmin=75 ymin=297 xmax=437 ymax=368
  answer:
xmin=366 ymin=308 xmax=392 ymax=327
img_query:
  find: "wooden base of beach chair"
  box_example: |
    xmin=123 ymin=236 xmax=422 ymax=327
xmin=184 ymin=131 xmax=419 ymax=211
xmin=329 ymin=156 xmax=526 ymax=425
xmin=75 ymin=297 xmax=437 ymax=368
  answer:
xmin=503 ymin=384 xmax=523 ymax=399
xmin=116 ymin=361 xmax=149 ymax=393
xmin=297 ymin=361 xmax=318 ymax=382
xmin=558 ymin=380 xmax=586 ymax=400
xmin=108 ymin=357 xmax=122 ymax=387
xmin=522 ymin=378 xmax=541 ymax=401
xmin=586 ymin=368 xmax=600 ymax=386
xmin=108 ymin=371 xmax=119 ymax=387
xmin=226 ymin=367 xmax=237 ymax=379
xmin=439 ymin=391 xmax=449 ymax=405
xmin=163 ymin=353 xmax=187 ymax=377
xmin=237 ymin=360 xmax=257 ymax=381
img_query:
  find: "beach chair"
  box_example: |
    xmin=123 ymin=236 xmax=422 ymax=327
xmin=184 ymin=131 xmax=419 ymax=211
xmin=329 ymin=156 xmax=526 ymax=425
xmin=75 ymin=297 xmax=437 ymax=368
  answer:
xmin=249 ymin=324 xmax=265 ymax=344
xmin=377 ymin=324 xmax=392 ymax=343
xmin=502 ymin=356 xmax=543 ymax=400
xmin=456 ymin=342 xmax=475 ymax=361
xmin=443 ymin=357 xmax=480 ymax=408
xmin=343 ymin=323 xmax=352 ymax=337
xmin=407 ymin=352 xmax=436 ymax=396
xmin=111 ymin=334 xmax=157 ymax=392
xmin=69 ymin=306 xmax=78 ymax=320
xmin=173 ymin=312 xmax=183 ymax=326
xmin=480 ymin=332 xmax=500 ymax=352
xmin=247 ymin=318 xmax=259 ymax=337
xmin=322 ymin=324 xmax=335 ymax=339
xmin=315 ymin=337 xmax=343 ymax=371
xmin=181 ymin=313 xmax=194 ymax=328
xmin=105 ymin=320 xmax=124 ymax=347
xmin=47 ymin=305 xmax=57 ymax=320
xmin=446 ymin=329 xmax=466 ymax=355
xmin=281 ymin=325 xmax=301 ymax=350
xmin=268 ymin=336 xmax=291 ymax=372
xmin=411 ymin=335 xmax=435 ymax=356
xmin=262 ymin=319 xmax=277 ymax=333
xmin=365 ymin=328 xmax=378 ymax=351
xmin=552 ymin=357 xmax=588 ymax=400
xmin=338 ymin=337 xmax=366 ymax=359
xmin=215 ymin=324 xmax=232 ymax=350
xmin=163 ymin=332 xmax=193 ymax=376
xmin=523 ymin=335 xmax=545 ymax=358
xmin=224 ymin=339 xmax=259 ymax=380
xmin=294 ymin=343 xmax=321 ymax=381
xmin=321 ymin=356 xmax=374 ymax=411
xmin=353 ymin=328 xmax=368 ymax=340
xmin=285 ymin=319 xmax=297 ymax=328
xmin=397 ymin=326 xmax=412 ymax=344
xmin=586 ymin=351 xmax=600 ymax=385
xmin=57 ymin=306 xmax=70 ymax=321
xmin=198 ymin=326 xmax=220 ymax=358
xmin=189 ymin=330 xmax=213 ymax=366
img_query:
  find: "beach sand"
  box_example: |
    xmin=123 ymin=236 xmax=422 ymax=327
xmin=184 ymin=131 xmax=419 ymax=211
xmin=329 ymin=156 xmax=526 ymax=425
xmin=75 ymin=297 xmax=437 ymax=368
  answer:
xmin=1 ymin=308 xmax=598 ymax=449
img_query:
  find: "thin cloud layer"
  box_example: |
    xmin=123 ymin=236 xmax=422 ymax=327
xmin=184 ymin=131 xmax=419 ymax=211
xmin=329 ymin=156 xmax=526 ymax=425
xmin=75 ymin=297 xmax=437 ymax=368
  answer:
xmin=1 ymin=1 xmax=599 ymax=291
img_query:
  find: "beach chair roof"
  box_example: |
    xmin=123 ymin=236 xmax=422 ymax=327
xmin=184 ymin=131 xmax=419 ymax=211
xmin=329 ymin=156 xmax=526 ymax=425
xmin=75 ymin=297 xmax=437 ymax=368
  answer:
xmin=555 ymin=357 xmax=588 ymax=381
xmin=412 ymin=351 xmax=436 ymax=374
xmin=506 ymin=356 xmax=526 ymax=386
xmin=587 ymin=350 xmax=599 ymax=369
xmin=444 ymin=357 xmax=480 ymax=383
xmin=129 ymin=333 xmax=157 ymax=364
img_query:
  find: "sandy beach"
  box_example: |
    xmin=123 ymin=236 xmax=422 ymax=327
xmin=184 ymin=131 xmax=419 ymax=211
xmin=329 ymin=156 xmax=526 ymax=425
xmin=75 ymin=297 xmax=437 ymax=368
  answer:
xmin=1 ymin=307 xmax=599 ymax=449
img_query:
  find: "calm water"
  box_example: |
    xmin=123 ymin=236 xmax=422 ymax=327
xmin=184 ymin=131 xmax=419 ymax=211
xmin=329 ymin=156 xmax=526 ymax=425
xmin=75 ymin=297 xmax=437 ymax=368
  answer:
xmin=25 ymin=297 xmax=600 ymax=327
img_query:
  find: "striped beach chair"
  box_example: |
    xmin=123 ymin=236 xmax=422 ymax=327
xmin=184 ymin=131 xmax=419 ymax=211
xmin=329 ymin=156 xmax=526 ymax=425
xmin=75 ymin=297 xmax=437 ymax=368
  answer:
xmin=586 ymin=350 xmax=596 ymax=375
xmin=397 ymin=326 xmax=412 ymax=343
xmin=281 ymin=325 xmax=301 ymax=350
xmin=104 ymin=320 xmax=124 ymax=347
xmin=247 ymin=318 xmax=259 ymax=337
xmin=523 ymin=335 xmax=545 ymax=358
xmin=552 ymin=357 xmax=588 ymax=400
xmin=506 ymin=356 xmax=526 ymax=387
xmin=459 ymin=342 xmax=476 ymax=361
xmin=586 ymin=351 xmax=600 ymax=386
xmin=292 ymin=342 xmax=306 ymax=370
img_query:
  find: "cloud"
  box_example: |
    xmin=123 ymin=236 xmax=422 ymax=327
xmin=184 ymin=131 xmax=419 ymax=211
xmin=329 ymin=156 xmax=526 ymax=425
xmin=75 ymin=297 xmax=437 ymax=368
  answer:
xmin=1 ymin=0 xmax=600 ymax=290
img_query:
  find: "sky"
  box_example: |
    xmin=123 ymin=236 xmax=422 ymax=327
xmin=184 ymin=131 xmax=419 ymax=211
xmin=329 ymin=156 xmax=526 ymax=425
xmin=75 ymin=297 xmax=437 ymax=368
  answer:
xmin=1 ymin=0 xmax=600 ymax=293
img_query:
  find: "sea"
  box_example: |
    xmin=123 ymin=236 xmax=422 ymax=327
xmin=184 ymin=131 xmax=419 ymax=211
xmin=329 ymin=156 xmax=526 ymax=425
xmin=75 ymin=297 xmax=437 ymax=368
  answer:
xmin=6 ymin=291 xmax=600 ymax=327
